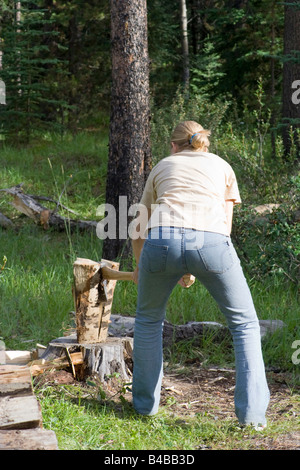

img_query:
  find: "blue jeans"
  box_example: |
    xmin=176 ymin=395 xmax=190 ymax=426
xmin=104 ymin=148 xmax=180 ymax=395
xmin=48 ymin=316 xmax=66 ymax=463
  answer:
xmin=132 ymin=227 xmax=270 ymax=426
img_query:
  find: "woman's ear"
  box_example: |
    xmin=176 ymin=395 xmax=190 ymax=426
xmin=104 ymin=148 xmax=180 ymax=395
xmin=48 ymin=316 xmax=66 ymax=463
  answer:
xmin=171 ymin=142 xmax=178 ymax=154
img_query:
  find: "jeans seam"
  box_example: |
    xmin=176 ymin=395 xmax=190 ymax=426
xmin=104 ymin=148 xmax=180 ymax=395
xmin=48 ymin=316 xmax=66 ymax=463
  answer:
xmin=181 ymin=234 xmax=189 ymax=272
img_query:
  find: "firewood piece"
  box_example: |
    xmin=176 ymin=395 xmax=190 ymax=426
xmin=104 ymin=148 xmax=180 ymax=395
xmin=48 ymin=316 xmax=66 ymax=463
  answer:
xmin=73 ymin=258 xmax=119 ymax=344
xmin=0 ymin=428 xmax=58 ymax=450
xmin=40 ymin=334 xmax=78 ymax=361
xmin=4 ymin=351 xmax=32 ymax=365
xmin=0 ymin=395 xmax=42 ymax=430
xmin=0 ymin=365 xmax=33 ymax=397
xmin=29 ymin=351 xmax=83 ymax=377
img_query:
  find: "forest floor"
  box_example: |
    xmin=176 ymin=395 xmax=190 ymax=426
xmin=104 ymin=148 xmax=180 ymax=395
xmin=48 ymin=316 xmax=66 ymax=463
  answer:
xmin=36 ymin=365 xmax=300 ymax=451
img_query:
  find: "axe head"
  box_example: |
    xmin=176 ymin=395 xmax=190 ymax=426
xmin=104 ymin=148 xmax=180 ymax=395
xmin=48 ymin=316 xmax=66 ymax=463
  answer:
xmin=98 ymin=276 xmax=109 ymax=302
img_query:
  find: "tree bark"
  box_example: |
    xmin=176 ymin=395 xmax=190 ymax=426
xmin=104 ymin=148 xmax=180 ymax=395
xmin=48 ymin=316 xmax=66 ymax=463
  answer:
xmin=102 ymin=0 xmax=152 ymax=262
xmin=180 ymin=0 xmax=190 ymax=92
xmin=282 ymin=2 xmax=300 ymax=157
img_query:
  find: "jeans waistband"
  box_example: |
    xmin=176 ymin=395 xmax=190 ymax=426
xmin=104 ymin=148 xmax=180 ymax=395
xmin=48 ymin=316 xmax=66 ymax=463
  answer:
xmin=148 ymin=226 xmax=197 ymax=233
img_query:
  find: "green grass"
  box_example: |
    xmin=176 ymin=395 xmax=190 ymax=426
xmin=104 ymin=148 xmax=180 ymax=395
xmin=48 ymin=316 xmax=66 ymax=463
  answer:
xmin=35 ymin=385 xmax=212 ymax=450
xmin=0 ymin=131 xmax=108 ymax=221
xmin=0 ymin=131 xmax=299 ymax=450
xmin=34 ymin=377 xmax=300 ymax=451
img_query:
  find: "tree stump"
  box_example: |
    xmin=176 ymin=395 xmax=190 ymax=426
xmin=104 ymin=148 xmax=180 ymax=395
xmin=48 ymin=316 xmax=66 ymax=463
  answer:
xmin=40 ymin=335 xmax=133 ymax=384
xmin=83 ymin=337 xmax=133 ymax=383
xmin=73 ymin=258 xmax=119 ymax=344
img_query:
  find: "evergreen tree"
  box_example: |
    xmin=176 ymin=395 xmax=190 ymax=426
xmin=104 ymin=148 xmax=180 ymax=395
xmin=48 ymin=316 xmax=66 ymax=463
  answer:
xmin=102 ymin=0 xmax=151 ymax=262
xmin=0 ymin=0 xmax=66 ymax=140
xmin=282 ymin=0 xmax=300 ymax=157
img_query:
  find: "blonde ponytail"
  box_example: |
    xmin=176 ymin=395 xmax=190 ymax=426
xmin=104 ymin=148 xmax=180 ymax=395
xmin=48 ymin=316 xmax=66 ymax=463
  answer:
xmin=171 ymin=120 xmax=211 ymax=152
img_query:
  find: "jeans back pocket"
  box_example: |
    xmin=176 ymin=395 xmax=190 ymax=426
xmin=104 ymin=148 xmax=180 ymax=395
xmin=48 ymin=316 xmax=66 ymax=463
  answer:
xmin=141 ymin=241 xmax=169 ymax=273
xmin=199 ymin=240 xmax=234 ymax=274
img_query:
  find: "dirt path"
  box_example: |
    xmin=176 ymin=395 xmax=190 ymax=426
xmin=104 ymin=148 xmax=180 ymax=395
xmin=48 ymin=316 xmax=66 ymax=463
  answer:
xmin=160 ymin=367 xmax=300 ymax=450
xmin=36 ymin=366 xmax=300 ymax=450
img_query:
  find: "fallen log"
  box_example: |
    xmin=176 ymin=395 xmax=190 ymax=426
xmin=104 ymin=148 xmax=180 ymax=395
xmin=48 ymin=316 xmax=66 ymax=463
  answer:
xmin=108 ymin=315 xmax=230 ymax=345
xmin=0 ymin=184 xmax=97 ymax=231
xmin=0 ymin=212 xmax=14 ymax=229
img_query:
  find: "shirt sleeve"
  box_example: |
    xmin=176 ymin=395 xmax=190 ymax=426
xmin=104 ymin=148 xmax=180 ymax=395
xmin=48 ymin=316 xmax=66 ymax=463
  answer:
xmin=139 ymin=170 xmax=157 ymax=208
xmin=225 ymin=168 xmax=242 ymax=204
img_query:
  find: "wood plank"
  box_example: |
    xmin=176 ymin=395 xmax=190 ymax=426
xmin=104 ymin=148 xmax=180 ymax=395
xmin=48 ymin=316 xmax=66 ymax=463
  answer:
xmin=4 ymin=351 xmax=32 ymax=365
xmin=0 ymin=365 xmax=33 ymax=397
xmin=0 ymin=395 xmax=42 ymax=430
xmin=0 ymin=429 xmax=58 ymax=450
xmin=0 ymin=350 xmax=5 ymax=365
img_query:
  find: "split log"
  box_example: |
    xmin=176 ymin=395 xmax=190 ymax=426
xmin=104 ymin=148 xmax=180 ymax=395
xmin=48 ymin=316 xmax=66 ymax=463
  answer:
xmin=0 ymin=428 xmax=58 ymax=451
xmin=0 ymin=395 xmax=42 ymax=430
xmin=0 ymin=184 xmax=97 ymax=231
xmin=4 ymin=351 xmax=32 ymax=366
xmin=29 ymin=351 xmax=84 ymax=377
xmin=0 ymin=365 xmax=33 ymax=397
xmin=73 ymin=258 xmax=119 ymax=344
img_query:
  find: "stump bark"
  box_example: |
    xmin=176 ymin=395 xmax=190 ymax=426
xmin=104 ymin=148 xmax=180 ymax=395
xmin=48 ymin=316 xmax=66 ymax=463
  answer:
xmin=40 ymin=335 xmax=133 ymax=384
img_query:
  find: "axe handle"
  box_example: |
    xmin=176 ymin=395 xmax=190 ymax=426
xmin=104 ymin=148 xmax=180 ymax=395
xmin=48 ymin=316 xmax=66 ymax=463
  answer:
xmin=101 ymin=265 xmax=134 ymax=281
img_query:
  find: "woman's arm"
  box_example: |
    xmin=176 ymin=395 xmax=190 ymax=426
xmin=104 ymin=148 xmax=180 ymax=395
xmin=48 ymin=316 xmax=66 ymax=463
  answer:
xmin=131 ymin=208 xmax=151 ymax=284
xmin=225 ymin=200 xmax=234 ymax=235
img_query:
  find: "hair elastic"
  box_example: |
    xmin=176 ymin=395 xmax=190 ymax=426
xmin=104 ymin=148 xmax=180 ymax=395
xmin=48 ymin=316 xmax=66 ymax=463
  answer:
xmin=189 ymin=132 xmax=200 ymax=144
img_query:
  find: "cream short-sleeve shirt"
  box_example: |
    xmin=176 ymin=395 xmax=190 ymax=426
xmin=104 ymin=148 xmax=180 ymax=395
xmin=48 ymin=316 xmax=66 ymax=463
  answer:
xmin=138 ymin=150 xmax=241 ymax=237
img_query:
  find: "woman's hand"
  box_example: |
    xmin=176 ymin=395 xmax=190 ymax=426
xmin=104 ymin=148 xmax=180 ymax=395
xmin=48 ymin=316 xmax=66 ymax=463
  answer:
xmin=178 ymin=274 xmax=195 ymax=288
xmin=133 ymin=266 xmax=139 ymax=284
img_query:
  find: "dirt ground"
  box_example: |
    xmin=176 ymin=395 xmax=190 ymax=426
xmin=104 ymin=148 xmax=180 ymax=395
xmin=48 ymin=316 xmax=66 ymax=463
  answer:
xmin=36 ymin=366 xmax=300 ymax=451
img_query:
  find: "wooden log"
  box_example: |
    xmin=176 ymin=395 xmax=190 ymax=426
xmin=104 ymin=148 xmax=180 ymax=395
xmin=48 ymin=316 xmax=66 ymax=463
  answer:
xmin=0 ymin=184 xmax=97 ymax=231
xmin=0 ymin=211 xmax=14 ymax=229
xmin=0 ymin=365 xmax=33 ymax=397
xmin=73 ymin=258 xmax=119 ymax=344
xmin=29 ymin=351 xmax=84 ymax=377
xmin=0 ymin=395 xmax=42 ymax=430
xmin=0 ymin=428 xmax=58 ymax=450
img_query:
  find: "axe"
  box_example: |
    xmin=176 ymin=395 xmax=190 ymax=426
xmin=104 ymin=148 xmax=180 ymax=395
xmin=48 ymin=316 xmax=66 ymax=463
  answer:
xmin=99 ymin=263 xmax=194 ymax=302
xmin=98 ymin=262 xmax=134 ymax=302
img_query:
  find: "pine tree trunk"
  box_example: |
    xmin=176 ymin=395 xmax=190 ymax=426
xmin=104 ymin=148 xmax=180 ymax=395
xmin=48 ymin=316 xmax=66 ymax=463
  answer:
xmin=180 ymin=0 xmax=190 ymax=92
xmin=282 ymin=3 xmax=300 ymax=157
xmin=102 ymin=0 xmax=152 ymax=262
